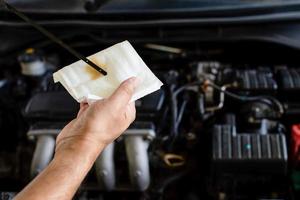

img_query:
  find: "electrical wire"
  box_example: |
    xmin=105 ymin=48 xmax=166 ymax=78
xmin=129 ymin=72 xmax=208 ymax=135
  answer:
xmin=169 ymin=82 xmax=199 ymax=145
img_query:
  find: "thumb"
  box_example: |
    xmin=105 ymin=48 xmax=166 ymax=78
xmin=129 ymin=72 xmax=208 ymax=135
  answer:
xmin=108 ymin=77 xmax=139 ymax=108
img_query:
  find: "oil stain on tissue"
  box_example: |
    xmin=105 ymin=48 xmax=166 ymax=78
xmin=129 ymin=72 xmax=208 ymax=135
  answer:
xmin=85 ymin=58 xmax=107 ymax=80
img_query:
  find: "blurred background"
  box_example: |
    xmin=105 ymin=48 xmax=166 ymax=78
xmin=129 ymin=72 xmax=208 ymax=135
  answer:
xmin=1 ymin=0 xmax=300 ymax=199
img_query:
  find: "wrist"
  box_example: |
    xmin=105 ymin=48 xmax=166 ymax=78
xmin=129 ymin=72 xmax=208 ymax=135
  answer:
xmin=55 ymin=135 xmax=106 ymax=166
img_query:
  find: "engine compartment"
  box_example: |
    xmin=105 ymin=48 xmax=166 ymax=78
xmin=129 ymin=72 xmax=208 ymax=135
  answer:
xmin=0 ymin=40 xmax=300 ymax=200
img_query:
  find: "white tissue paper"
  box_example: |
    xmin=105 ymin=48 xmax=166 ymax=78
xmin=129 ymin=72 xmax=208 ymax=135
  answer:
xmin=53 ymin=41 xmax=163 ymax=103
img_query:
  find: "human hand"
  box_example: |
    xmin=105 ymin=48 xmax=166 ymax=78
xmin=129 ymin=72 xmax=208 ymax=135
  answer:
xmin=55 ymin=77 xmax=138 ymax=157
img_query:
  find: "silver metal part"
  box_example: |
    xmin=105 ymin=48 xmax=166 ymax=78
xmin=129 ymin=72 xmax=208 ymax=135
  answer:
xmin=124 ymin=129 xmax=154 ymax=191
xmin=123 ymin=129 xmax=155 ymax=139
xmin=30 ymin=135 xmax=55 ymax=177
xmin=145 ymin=44 xmax=183 ymax=54
xmin=197 ymin=62 xmax=220 ymax=103
xmin=28 ymin=126 xmax=155 ymax=191
xmin=196 ymin=62 xmax=220 ymax=81
xmin=27 ymin=129 xmax=61 ymax=136
xmin=205 ymin=85 xmax=227 ymax=112
xmin=95 ymin=128 xmax=155 ymax=191
xmin=95 ymin=142 xmax=116 ymax=191
xmin=125 ymin=136 xmax=150 ymax=191
xmin=28 ymin=128 xmax=59 ymax=178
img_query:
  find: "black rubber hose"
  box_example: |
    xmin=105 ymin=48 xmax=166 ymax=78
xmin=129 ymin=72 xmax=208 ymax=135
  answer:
xmin=207 ymin=82 xmax=284 ymax=115
xmin=168 ymin=84 xmax=178 ymax=150
xmin=153 ymin=171 xmax=187 ymax=200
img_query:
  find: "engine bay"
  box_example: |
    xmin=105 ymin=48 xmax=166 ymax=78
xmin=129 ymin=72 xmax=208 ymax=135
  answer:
xmin=0 ymin=39 xmax=300 ymax=200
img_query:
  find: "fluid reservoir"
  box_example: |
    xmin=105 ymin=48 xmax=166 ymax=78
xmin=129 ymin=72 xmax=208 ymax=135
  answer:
xmin=18 ymin=48 xmax=46 ymax=76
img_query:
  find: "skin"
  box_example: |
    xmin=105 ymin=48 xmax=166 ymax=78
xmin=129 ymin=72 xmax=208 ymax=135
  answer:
xmin=15 ymin=77 xmax=139 ymax=200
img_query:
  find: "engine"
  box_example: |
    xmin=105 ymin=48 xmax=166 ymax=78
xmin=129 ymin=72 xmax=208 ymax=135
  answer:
xmin=0 ymin=41 xmax=300 ymax=200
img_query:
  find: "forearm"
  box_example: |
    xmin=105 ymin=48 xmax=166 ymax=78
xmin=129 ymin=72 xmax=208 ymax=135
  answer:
xmin=15 ymin=78 xmax=138 ymax=200
xmin=15 ymin=139 xmax=105 ymax=200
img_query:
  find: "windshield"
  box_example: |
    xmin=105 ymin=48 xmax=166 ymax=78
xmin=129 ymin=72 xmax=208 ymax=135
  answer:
xmin=5 ymin=0 xmax=300 ymax=13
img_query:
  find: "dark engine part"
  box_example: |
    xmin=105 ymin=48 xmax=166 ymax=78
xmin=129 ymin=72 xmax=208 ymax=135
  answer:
xmin=213 ymin=125 xmax=287 ymax=173
xmin=219 ymin=67 xmax=277 ymax=92
xmin=239 ymin=101 xmax=280 ymax=123
xmin=277 ymin=68 xmax=300 ymax=90
xmin=25 ymin=91 xmax=79 ymax=121
xmin=275 ymin=68 xmax=300 ymax=119
xmin=135 ymin=89 xmax=165 ymax=121
xmin=212 ymin=113 xmax=288 ymax=199
xmin=217 ymin=65 xmax=300 ymax=120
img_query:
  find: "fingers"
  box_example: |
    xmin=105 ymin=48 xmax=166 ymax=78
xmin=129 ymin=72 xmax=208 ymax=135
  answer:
xmin=126 ymin=102 xmax=136 ymax=123
xmin=108 ymin=77 xmax=139 ymax=109
xmin=77 ymin=103 xmax=89 ymax=117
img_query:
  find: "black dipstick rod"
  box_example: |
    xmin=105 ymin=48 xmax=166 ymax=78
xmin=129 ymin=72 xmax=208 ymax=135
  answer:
xmin=1 ymin=0 xmax=107 ymax=76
